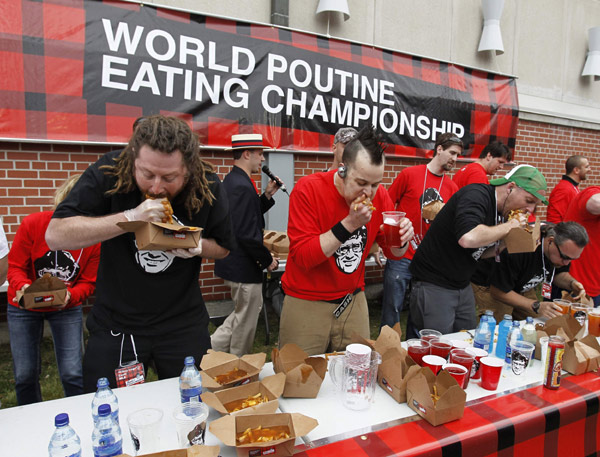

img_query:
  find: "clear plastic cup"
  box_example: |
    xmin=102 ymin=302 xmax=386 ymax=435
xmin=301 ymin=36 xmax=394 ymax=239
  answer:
xmin=127 ymin=408 xmax=163 ymax=456
xmin=172 ymin=402 xmax=209 ymax=447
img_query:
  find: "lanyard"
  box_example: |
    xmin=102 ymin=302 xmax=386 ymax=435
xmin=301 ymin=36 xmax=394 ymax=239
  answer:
xmin=541 ymin=240 xmax=556 ymax=285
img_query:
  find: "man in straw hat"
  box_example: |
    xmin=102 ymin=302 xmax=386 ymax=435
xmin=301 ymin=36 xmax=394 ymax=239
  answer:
xmin=408 ymin=164 xmax=549 ymax=336
xmin=213 ymin=133 xmax=281 ymax=356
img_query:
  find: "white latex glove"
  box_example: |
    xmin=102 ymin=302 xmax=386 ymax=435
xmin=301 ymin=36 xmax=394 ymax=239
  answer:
xmin=169 ymin=244 xmax=203 ymax=259
xmin=124 ymin=198 xmax=167 ymax=222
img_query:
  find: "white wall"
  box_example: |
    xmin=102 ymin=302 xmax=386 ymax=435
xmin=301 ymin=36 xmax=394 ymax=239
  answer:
xmin=139 ymin=0 xmax=600 ymax=128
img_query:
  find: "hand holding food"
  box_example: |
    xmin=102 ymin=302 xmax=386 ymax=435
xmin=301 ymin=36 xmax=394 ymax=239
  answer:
xmin=124 ymin=197 xmax=171 ymax=223
xmin=507 ymin=209 xmax=531 ymax=231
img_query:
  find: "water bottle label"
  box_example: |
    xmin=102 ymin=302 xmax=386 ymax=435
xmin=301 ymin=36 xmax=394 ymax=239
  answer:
xmin=93 ymin=440 xmax=122 ymax=457
xmin=180 ymin=388 xmax=202 ymax=404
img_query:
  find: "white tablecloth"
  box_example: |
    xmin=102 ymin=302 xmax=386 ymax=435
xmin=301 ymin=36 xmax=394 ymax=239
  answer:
xmin=0 ymin=330 xmax=560 ymax=456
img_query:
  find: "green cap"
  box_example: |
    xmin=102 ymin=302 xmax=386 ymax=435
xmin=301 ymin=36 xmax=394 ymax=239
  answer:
xmin=489 ymin=164 xmax=548 ymax=204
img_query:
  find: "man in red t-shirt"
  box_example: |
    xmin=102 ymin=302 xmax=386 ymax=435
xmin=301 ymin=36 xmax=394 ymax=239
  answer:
xmin=453 ymin=140 xmax=511 ymax=189
xmin=280 ymin=126 xmax=414 ymax=355
xmin=547 ymin=155 xmax=591 ymax=223
xmin=564 ymin=186 xmax=600 ymax=307
xmin=382 ymin=132 xmax=462 ymax=328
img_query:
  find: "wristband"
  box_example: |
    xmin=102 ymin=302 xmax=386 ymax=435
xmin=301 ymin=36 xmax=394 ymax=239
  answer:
xmin=332 ymin=222 xmax=352 ymax=243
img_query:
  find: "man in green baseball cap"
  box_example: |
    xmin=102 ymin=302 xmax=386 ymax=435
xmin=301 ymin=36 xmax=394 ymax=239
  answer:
xmin=490 ymin=164 xmax=549 ymax=205
xmin=408 ymin=162 xmax=548 ymax=337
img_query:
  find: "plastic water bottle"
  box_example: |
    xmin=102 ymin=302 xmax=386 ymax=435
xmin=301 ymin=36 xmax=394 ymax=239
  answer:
xmin=473 ymin=315 xmax=492 ymax=353
xmin=48 ymin=413 xmax=82 ymax=457
xmin=92 ymin=378 xmax=119 ymax=425
xmin=521 ymin=317 xmax=537 ymax=365
xmin=180 ymin=356 xmax=203 ymax=403
xmin=92 ymin=404 xmax=123 ymax=457
xmin=495 ymin=314 xmax=513 ymax=358
xmin=504 ymin=321 xmax=523 ymax=365
xmin=484 ymin=310 xmax=497 ymax=354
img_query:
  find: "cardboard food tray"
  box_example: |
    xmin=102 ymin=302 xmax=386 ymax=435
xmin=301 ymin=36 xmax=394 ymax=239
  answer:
xmin=422 ymin=200 xmax=444 ymax=221
xmin=352 ymin=324 xmax=420 ymax=403
xmin=117 ymin=221 xmax=202 ymax=251
xmin=16 ymin=274 xmax=68 ymax=309
xmin=560 ymin=290 xmax=595 ymax=307
xmin=210 ymin=412 xmax=318 ymax=457
xmin=536 ymin=314 xmax=600 ymax=375
xmin=201 ymin=373 xmax=285 ymax=416
xmin=117 ymin=444 xmax=220 ymax=457
xmin=504 ymin=218 xmax=540 ymax=254
xmin=272 ymin=344 xmax=327 ymax=398
xmin=406 ymin=368 xmax=466 ymax=426
xmin=200 ymin=351 xmax=266 ymax=392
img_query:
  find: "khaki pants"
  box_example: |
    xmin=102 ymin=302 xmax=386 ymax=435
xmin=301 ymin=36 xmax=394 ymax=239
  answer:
xmin=211 ymin=281 xmax=263 ymax=357
xmin=279 ymin=292 xmax=369 ymax=356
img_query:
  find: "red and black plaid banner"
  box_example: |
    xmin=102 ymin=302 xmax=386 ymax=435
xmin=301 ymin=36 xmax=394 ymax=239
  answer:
xmin=295 ymin=372 xmax=600 ymax=456
xmin=0 ymin=0 xmax=519 ymax=158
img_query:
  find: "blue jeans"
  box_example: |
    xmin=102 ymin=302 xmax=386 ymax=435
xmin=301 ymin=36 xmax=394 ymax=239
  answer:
xmin=7 ymin=305 xmax=84 ymax=405
xmin=381 ymin=258 xmax=412 ymax=328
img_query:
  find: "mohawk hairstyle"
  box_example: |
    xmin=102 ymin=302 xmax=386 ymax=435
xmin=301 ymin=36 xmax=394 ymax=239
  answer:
xmin=341 ymin=124 xmax=387 ymax=167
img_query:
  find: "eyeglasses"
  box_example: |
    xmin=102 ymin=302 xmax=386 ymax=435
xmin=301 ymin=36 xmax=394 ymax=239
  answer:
xmin=552 ymin=240 xmax=576 ymax=262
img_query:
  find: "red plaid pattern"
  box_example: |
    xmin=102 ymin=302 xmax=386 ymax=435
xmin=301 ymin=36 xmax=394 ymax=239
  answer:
xmin=0 ymin=1 xmax=519 ymax=159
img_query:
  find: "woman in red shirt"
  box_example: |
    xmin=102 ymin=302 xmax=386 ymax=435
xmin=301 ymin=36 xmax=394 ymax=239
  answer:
xmin=7 ymin=175 xmax=100 ymax=405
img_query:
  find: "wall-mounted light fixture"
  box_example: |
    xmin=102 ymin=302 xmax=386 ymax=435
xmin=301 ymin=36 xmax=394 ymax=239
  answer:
xmin=316 ymin=0 xmax=350 ymax=36
xmin=478 ymin=0 xmax=504 ymax=55
xmin=582 ymin=26 xmax=600 ymax=79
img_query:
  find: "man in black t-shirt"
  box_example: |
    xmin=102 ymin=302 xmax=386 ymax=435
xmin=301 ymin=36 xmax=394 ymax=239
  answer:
xmin=489 ymin=222 xmax=588 ymax=321
xmin=46 ymin=116 xmax=235 ymax=391
xmin=409 ymin=164 xmax=548 ymax=336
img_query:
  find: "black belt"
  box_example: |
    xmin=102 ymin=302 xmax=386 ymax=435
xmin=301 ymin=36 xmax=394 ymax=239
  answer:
xmin=325 ymin=288 xmax=362 ymax=305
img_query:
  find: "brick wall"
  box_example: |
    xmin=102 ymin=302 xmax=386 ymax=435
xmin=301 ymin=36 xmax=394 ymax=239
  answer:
xmin=2 ymin=118 xmax=599 ymax=301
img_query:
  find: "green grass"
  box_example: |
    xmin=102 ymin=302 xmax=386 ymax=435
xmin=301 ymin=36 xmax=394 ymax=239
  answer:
xmin=0 ymin=297 xmax=407 ymax=409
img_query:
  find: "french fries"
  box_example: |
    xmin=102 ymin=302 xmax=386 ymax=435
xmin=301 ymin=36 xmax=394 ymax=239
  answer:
xmin=431 ymin=384 xmax=440 ymax=406
xmin=145 ymin=194 xmax=174 ymax=224
xmin=236 ymin=425 xmax=291 ymax=445
xmin=353 ymin=196 xmax=376 ymax=212
xmin=508 ymin=209 xmax=532 ymax=232
xmin=224 ymin=392 xmax=269 ymax=412
xmin=213 ymin=367 xmax=248 ymax=385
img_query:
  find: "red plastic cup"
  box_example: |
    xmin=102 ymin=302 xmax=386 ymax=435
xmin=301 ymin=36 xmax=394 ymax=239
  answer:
xmin=419 ymin=329 xmax=442 ymax=344
xmin=382 ymin=211 xmax=406 ymax=248
xmin=430 ymin=338 xmax=452 ymax=360
xmin=422 ymin=355 xmax=446 ymax=375
xmin=465 ymin=347 xmax=488 ymax=380
xmin=479 ymin=357 xmax=504 ymax=390
xmin=449 ymin=349 xmax=475 ymax=388
xmin=406 ymin=339 xmax=431 ymax=366
xmin=442 ymin=363 xmax=468 ymax=388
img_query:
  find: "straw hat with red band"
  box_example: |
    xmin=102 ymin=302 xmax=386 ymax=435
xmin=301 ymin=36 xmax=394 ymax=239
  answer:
xmin=227 ymin=134 xmax=269 ymax=150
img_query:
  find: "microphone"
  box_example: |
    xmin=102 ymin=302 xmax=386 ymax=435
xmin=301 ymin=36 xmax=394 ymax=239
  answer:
xmin=262 ymin=165 xmax=289 ymax=195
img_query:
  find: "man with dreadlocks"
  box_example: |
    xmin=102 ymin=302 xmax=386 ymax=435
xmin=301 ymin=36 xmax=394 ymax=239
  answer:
xmin=46 ymin=115 xmax=235 ymax=391
xmin=279 ymin=125 xmax=414 ymax=355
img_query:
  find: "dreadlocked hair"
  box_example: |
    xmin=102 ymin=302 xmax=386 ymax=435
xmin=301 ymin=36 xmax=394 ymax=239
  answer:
xmin=342 ymin=124 xmax=387 ymax=167
xmin=101 ymin=115 xmax=215 ymax=219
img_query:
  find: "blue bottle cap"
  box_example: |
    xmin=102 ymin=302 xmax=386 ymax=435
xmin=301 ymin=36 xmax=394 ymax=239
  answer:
xmin=55 ymin=413 xmax=69 ymax=427
xmin=97 ymin=377 xmax=109 ymax=388
xmin=98 ymin=404 xmax=112 ymax=417
xmin=526 ymin=316 xmax=534 ymax=323
xmin=184 ymin=356 xmax=195 ymax=365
